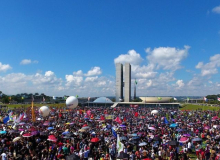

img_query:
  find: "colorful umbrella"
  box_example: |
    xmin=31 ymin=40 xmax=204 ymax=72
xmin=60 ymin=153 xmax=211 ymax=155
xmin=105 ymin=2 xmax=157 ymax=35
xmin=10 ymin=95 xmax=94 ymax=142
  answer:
xmin=179 ymin=137 xmax=189 ymax=143
xmin=91 ymin=137 xmax=100 ymax=143
xmin=183 ymin=134 xmax=191 ymax=137
xmin=170 ymin=123 xmax=178 ymax=128
xmin=139 ymin=142 xmax=148 ymax=146
xmin=47 ymin=127 xmax=54 ymax=130
xmin=43 ymin=121 xmax=50 ymax=126
xmin=31 ymin=131 xmax=39 ymax=135
xmin=0 ymin=131 xmax=7 ymax=134
xmin=192 ymin=137 xmax=202 ymax=142
xmin=13 ymin=137 xmax=21 ymax=142
xmin=22 ymin=133 xmax=32 ymax=138
xmin=148 ymin=127 xmax=156 ymax=130
xmin=204 ymin=126 xmax=210 ymax=130
xmin=47 ymin=135 xmax=57 ymax=142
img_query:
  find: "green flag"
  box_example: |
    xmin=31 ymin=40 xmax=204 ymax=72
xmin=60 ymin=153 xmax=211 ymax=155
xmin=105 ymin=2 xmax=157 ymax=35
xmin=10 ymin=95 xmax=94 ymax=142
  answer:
xmin=135 ymin=79 xmax=137 ymax=85
xmin=76 ymin=95 xmax=79 ymax=98
xmin=158 ymin=97 xmax=162 ymax=100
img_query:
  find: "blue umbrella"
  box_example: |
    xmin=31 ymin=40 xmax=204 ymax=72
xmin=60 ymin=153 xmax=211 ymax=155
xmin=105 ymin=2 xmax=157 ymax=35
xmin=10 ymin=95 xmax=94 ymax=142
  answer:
xmin=170 ymin=123 xmax=178 ymax=128
xmin=176 ymin=128 xmax=182 ymax=132
xmin=131 ymin=133 xmax=138 ymax=137
xmin=132 ymin=136 xmax=140 ymax=140
xmin=47 ymin=127 xmax=54 ymax=130
xmin=62 ymin=131 xmax=70 ymax=135
xmin=192 ymin=137 xmax=202 ymax=142
xmin=0 ymin=130 xmax=7 ymax=134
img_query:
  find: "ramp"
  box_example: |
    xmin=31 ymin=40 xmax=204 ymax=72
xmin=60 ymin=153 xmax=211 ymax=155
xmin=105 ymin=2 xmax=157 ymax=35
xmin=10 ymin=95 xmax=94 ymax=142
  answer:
xmin=111 ymin=102 xmax=118 ymax=108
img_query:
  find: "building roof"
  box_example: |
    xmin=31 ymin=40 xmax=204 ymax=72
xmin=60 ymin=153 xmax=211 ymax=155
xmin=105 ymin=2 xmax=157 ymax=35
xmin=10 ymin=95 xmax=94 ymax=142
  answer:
xmin=93 ymin=97 xmax=113 ymax=103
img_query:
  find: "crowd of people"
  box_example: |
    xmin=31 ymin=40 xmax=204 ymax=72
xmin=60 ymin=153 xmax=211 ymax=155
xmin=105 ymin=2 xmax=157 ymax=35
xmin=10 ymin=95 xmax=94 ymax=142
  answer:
xmin=1 ymin=105 xmax=220 ymax=160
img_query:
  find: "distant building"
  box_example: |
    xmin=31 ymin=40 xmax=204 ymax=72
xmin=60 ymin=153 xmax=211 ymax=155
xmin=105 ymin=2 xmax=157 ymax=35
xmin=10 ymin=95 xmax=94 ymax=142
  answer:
xmin=115 ymin=63 xmax=131 ymax=102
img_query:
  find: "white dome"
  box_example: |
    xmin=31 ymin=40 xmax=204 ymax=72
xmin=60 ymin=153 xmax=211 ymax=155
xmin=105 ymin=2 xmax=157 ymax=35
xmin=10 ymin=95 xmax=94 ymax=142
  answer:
xmin=66 ymin=96 xmax=78 ymax=109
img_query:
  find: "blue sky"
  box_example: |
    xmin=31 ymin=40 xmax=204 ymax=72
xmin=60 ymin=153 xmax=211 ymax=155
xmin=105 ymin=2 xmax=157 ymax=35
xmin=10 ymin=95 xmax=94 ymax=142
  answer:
xmin=0 ymin=1 xmax=220 ymax=97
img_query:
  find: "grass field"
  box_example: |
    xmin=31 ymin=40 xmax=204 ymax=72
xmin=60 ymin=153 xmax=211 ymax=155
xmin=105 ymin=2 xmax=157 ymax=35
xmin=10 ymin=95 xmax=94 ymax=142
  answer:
xmin=5 ymin=103 xmax=66 ymax=109
xmin=180 ymin=103 xmax=220 ymax=111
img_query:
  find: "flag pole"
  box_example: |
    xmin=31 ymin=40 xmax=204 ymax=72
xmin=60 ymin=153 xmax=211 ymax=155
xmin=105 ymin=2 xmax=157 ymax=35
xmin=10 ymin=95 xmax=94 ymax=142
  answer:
xmin=32 ymin=96 xmax=36 ymax=123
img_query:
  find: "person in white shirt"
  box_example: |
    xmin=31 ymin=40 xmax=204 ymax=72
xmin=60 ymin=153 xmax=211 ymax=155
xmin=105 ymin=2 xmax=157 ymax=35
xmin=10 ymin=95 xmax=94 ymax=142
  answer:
xmin=188 ymin=141 xmax=192 ymax=153
xmin=1 ymin=152 xmax=7 ymax=160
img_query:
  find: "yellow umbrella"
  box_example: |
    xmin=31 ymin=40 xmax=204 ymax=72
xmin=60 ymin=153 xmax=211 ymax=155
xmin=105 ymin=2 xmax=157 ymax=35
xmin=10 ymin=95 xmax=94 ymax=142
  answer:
xmin=79 ymin=129 xmax=86 ymax=132
xmin=66 ymin=122 xmax=70 ymax=125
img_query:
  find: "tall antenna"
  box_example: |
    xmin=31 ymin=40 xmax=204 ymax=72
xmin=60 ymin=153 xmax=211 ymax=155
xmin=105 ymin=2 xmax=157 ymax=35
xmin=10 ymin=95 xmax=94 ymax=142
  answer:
xmin=134 ymin=79 xmax=137 ymax=99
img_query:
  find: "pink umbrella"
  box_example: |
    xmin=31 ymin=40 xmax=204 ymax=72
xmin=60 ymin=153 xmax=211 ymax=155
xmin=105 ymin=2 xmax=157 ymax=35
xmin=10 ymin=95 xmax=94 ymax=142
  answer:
xmin=43 ymin=121 xmax=49 ymax=126
xmin=47 ymin=135 xmax=57 ymax=142
xmin=19 ymin=122 xmax=26 ymax=125
xmin=148 ymin=127 xmax=156 ymax=130
xmin=22 ymin=133 xmax=32 ymax=138
xmin=179 ymin=137 xmax=189 ymax=143
xmin=204 ymin=126 xmax=210 ymax=130
xmin=31 ymin=131 xmax=38 ymax=135
xmin=212 ymin=116 xmax=218 ymax=120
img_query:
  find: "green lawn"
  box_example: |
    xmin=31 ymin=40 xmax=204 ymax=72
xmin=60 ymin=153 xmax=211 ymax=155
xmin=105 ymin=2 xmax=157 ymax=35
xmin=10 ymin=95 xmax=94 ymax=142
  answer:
xmin=5 ymin=103 xmax=66 ymax=109
xmin=180 ymin=103 xmax=220 ymax=111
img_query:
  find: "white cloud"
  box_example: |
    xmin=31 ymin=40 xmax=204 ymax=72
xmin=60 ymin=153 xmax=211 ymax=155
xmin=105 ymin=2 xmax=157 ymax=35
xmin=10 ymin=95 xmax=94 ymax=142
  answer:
xmin=73 ymin=70 xmax=83 ymax=76
xmin=85 ymin=67 xmax=102 ymax=76
xmin=146 ymin=45 xmax=190 ymax=71
xmin=0 ymin=62 xmax=12 ymax=72
xmin=85 ymin=76 xmax=98 ymax=82
xmin=212 ymin=5 xmax=220 ymax=14
xmin=196 ymin=54 xmax=220 ymax=76
xmin=0 ymin=71 xmax=63 ymax=95
xmin=176 ymin=80 xmax=185 ymax=88
xmin=20 ymin=59 xmax=38 ymax=65
xmin=114 ymin=50 xmax=143 ymax=65
xmin=65 ymin=75 xmax=83 ymax=86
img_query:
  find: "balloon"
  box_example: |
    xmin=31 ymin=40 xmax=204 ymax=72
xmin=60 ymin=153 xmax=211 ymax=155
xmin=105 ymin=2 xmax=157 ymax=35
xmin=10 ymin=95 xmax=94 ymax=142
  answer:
xmin=66 ymin=96 xmax=78 ymax=109
xmin=151 ymin=110 xmax=159 ymax=115
xmin=39 ymin=106 xmax=50 ymax=117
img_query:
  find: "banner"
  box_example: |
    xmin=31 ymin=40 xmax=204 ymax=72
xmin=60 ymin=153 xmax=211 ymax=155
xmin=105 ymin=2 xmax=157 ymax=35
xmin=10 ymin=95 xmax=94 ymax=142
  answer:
xmin=105 ymin=115 xmax=114 ymax=119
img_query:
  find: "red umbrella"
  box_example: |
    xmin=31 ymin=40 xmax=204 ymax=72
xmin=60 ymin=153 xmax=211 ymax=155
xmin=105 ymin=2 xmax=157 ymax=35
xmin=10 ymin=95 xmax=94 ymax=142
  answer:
xmin=82 ymin=124 xmax=88 ymax=127
xmin=91 ymin=137 xmax=100 ymax=143
xmin=28 ymin=127 xmax=37 ymax=132
xmin=22 ymin=133 xmax=32 ymax=138
xmin=47 ymin=135 xmax=57 ymax=142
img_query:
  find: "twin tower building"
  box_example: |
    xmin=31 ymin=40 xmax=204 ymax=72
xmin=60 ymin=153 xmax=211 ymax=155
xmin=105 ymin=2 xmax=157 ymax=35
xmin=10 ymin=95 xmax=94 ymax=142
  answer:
xmin=115 ymin=63 xmax=131 ymax=102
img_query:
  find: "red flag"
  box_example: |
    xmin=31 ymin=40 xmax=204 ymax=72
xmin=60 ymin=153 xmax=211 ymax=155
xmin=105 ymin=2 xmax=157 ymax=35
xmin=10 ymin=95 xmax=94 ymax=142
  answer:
xmin=114 ymin=117 xmax=122 ymax=124
xmin=135 ymin=112 xmax=138 ymax=117
xmin=100 ymin=115 xmax=105 ymax=121
xmin=123 ymin=117 xmax=126 ymax=122
xmin=59 ymin=112 xmax=62 ymax=118
xmin=90 ymin=114 xmax=94 ymax=119
xmin=87 ymin=110 xmax=91 ymax=116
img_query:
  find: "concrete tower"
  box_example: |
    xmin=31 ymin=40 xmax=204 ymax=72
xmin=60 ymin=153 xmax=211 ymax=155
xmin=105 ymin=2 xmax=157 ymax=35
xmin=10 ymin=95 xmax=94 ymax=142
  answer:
xmin=115 ymin=63 xmax=123 ymax=102
xmin=124 ymin=63 xmax=131 ymax=102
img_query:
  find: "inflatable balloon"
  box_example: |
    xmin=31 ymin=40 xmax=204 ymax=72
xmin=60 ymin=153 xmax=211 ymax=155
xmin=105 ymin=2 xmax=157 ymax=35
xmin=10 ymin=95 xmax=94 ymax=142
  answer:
xmin=66 ymin=96 xmax=78 ymax=109
xmin=151 ymin=110 xmax=159 ymax=115
xmin=39 ymin=106 xmax=50 ymax=117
